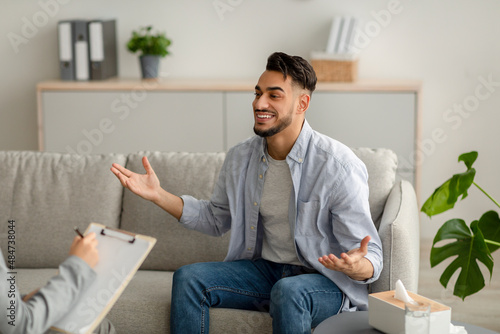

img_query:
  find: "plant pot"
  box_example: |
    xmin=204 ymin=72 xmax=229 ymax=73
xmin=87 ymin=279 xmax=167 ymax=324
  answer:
xmin=139 ymin=55 xmax=160 ymax=79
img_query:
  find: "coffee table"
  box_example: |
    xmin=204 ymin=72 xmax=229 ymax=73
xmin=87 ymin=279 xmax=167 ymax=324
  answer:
xmin=314 ymin=311 xmax=499 ymax=334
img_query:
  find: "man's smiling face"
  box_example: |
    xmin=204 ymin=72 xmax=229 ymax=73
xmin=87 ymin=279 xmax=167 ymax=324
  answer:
xmin=252 ymin=70 xmax=300 ymax=138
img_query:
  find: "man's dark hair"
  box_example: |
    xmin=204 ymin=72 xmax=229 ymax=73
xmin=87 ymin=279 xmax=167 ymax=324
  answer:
xmin=266 ymin=52 xmax=317 ymax=95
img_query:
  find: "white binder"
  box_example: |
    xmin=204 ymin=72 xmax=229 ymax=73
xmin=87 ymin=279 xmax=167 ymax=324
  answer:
xmin=88 ymin=19 xmax=118 ymax=80
xmin=73 ymin=20 xmax=90 ymax=81
xmin=57 ymin=21 xmax=75 ymax=80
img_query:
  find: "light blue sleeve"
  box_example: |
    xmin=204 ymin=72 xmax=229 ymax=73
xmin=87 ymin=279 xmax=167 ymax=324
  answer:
xmin=179 ymin=152 xmax=233 ymax=236
xmin=0 ymin=250 xmax=96 ymax=334
xmin=329 ymin=158 xmax=383 ymax=284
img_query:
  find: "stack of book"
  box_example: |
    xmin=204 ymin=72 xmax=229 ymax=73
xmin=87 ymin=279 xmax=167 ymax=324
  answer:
xmin=325 ymin=16 xmax=359 ymax=57
xmin=57 ymin=19 xmax=118 ymax=81
xmin=310 ymin=16 xmax=359 ymax=82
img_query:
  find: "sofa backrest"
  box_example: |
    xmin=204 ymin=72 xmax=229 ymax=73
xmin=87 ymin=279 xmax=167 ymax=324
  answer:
xmin=0 ymin=151 xmax=127 ymax=268
xmin=351 ymin=148 xmax=398 ymax=228
xmin=122 ymin=148 xmax=397 ymax=271
xmin=0 ymin=148 xmax=397 ymax=270
xmin=121 ymin=152 xmax=229 ymax=271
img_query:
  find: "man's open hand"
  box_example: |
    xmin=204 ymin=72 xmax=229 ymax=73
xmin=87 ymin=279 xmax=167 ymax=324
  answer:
xmin=318 ymin=235 xmax=374 ymax=281
xmin=111 ymin=156 xmax=161 ymax=202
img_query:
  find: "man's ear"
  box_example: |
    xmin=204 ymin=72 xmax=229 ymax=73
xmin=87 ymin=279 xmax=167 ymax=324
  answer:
xmin=297 ymin=93 xmax=311 ymax=114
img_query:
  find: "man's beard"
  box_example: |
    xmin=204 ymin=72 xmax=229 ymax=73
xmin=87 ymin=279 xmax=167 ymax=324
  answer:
xmin=253 ymin=109 xmax=293 ymax=138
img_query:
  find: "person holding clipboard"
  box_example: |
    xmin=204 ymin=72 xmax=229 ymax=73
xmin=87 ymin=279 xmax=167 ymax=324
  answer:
xmin=0 ymin=231 xmax=115 ymax=334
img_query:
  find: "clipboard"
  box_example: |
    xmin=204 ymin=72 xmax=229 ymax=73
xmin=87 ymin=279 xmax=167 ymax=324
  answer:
xmin=50 ymin=223 xmax=156 ymax=334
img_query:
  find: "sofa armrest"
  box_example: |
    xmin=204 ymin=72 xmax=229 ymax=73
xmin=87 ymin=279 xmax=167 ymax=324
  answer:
xmin=371 ymin=179 xmax=420 ymax=293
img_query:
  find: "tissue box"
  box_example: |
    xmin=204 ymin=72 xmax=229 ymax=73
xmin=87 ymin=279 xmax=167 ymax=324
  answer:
xmin=369 ymin=290 xmax=451 ymax=334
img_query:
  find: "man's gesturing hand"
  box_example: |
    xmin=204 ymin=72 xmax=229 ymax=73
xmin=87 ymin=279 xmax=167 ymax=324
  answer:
xmin=111 ymin=156 xmax=184 ymax=220
xmin=318 ymin=235 xmax=374 ymax=281
xmin=110 ymin=156 xmax=161 ymax=203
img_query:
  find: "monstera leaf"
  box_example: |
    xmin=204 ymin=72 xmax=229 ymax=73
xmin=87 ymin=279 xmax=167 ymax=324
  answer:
xmin=431 ymin=218 xmax=493 ymax=300
xmin=421 ymin=152 xmax=477 ymax=217
xmin=422 ymin=151 xmax=500 ymax=300
xmin=478 ymin=211 xmax=500 ymax=253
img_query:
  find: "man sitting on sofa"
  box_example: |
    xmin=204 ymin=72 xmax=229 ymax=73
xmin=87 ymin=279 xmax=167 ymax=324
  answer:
xmin=0 ymin=232 xmax=115 ymax=334
xmin=110 ymin=52 xmax=383 ymax=333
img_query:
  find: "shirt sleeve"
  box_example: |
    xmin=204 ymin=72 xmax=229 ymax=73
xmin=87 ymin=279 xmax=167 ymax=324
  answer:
xmin=329 ymin=158 xmax=384 ymax=284
xmin=0 ymin=250 xmax=96 ymax=334
xmin=179 ymin=152 xmax=232 ymax=236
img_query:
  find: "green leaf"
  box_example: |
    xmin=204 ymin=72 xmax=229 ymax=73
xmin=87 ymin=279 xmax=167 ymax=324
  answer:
xmin=421 ymin=179 xmax=454 ymax=216
xmin=127 ymin=26 xmax=171 ymax=57
xmin=421 ymin=153 xmax=477 ymax=217
xmin=431 ymin=219 xmax=493 ymax=300
xmin=449 ymin=168 xmax=476 ymax=202
xmin=478 ymin=210 xmax=500 ymax=253
xmin=458 ymin=151 xmax=478 ymax=170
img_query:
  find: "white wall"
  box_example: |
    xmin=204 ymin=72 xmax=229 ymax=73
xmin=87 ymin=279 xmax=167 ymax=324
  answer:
xmin=2 ymin=0 xmax=500 ymax=241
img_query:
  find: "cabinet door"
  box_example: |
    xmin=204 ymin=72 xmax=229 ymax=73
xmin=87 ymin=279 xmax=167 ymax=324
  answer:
xmin=42 ymin=91 xmax=224 ymax=154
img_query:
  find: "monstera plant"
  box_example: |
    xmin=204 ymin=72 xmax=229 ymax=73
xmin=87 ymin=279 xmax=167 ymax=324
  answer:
xmin=421 ymin=151 xmax=500 ymax=300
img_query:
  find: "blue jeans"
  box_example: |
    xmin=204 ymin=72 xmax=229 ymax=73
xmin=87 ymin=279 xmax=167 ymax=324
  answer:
xmin=170 ymin=259 xmax=344 ymax=334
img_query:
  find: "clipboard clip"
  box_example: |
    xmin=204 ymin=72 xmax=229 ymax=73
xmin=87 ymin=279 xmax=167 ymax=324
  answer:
xmin=101 ymin=228 xmax=136 ymax=244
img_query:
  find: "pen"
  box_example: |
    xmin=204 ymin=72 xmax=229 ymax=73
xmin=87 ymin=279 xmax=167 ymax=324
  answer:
xmin=74 ymin=227 xmax=84 ymax=238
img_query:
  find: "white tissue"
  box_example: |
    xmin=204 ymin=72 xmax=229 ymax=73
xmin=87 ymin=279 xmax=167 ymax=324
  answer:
xmin=449 ymin=324 xmax=468 ymax=334
xmin=394 ymin=279 xmax=419 ymax=306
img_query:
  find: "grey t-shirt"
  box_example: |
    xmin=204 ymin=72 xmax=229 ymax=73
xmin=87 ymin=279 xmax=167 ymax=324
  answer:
xmin=260 ymin=153 xmax=302 ymax=265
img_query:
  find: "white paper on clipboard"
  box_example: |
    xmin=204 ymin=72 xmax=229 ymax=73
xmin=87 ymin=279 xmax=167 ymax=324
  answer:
xmin=51 ymin=222 xmax=156 ymax=334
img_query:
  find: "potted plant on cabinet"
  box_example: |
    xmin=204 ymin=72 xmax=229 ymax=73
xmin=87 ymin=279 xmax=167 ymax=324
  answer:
xmin=127 ymin=26 xmax=171 ymax=79
xmin=421 ymin=151 xmax=500 ymax=300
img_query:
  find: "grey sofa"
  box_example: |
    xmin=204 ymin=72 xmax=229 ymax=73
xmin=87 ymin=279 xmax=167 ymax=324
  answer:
xmin=0 ymin=148 xmax=419 ymax=333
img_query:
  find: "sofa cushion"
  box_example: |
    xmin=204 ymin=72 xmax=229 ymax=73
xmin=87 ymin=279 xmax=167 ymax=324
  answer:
xmin=107 ymin=270 xmax=172 ymax=333
xmin=120 ymin=152 xmax=230 ymax=271
xmin=109 ymin=271 xmax=273 ymax=334
xmin=351 ymin=148 xmax=398 ymax=228
xmin=15 ymin=268 xmax=273 ymax=334
xmin=0 ymin=151 xmax=127 ymax=268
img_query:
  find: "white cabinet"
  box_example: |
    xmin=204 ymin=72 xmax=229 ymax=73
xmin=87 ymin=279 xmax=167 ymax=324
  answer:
xmin=41 ymin=90 xmax=224 ymax=154
xmin=225 ymin=92 xmax=255 ymax=147
xmin=38 ymin=79 xmax=420 ymax=191
xmin=307 ymin=92 xmax=417 ymax=185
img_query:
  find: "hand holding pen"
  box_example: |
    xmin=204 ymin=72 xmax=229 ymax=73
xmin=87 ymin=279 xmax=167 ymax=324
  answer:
xmin=70 ymin=227 xmax=99 ymax=268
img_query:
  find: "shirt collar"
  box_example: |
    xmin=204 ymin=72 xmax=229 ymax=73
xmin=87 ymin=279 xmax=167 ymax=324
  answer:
xmin=287 ymin=119 xmax=312 ymax=164
xmin=257 ymin=119 xmax=313 ymax=164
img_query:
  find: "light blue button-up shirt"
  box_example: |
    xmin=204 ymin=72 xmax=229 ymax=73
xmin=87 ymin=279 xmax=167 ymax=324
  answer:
xmin=180 ymin=120 xmax=383 ymax=311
